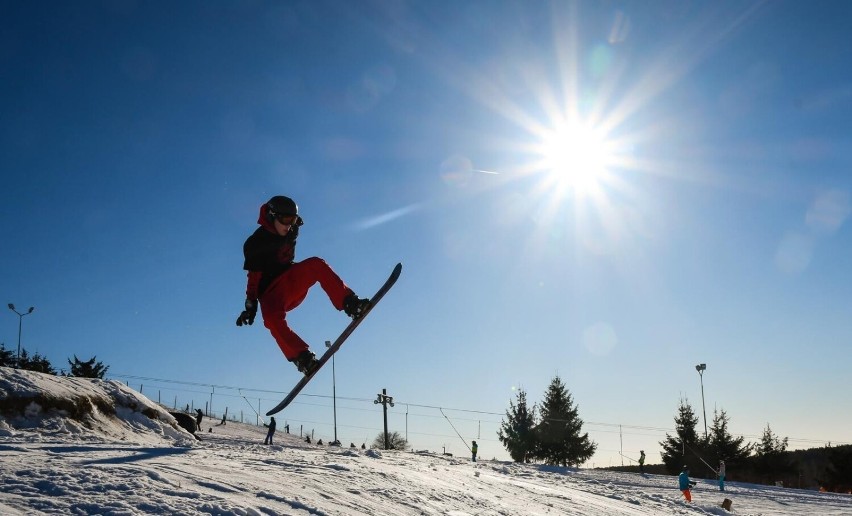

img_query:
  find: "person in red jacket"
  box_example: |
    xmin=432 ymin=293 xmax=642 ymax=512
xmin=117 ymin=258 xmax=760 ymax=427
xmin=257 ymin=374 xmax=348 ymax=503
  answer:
xmin=236 ymin=196 xmax=369 ymax=375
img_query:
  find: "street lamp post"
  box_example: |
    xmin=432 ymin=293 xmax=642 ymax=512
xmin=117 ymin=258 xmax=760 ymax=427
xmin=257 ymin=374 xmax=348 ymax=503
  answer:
xmin=326 ymin=340 xmax=338 ymax=445
xmin=695 ymin=363 xmax=708 ymax=439
xmin=8 ymin=304 xmax=35 ymax=368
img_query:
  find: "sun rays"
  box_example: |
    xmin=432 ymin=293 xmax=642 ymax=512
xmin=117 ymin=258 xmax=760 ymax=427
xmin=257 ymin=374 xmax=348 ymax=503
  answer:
xmin=355 ymin=2 xmax=770 ymax=251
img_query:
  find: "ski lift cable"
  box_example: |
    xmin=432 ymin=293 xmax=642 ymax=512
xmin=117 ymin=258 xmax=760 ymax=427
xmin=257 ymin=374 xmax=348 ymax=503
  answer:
xmin=440 ymin=408 xmax=471 ymax=452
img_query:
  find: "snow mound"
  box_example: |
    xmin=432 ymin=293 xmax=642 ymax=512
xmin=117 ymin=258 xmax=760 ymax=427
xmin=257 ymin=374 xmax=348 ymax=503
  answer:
xmin=0 ymin=367 xmax=194 ymax=446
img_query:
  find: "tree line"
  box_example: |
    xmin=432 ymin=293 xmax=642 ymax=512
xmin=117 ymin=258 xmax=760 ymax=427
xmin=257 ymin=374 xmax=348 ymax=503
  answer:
xmin=498 ymin=383 xmax=850 ymax=493
xmin=658 ymin=397 xmax=850 ymax=493
xmin=0 ymin=343 xmax=110 ymax=379
xmin=498 ymin=374 xmax=597 ymax=467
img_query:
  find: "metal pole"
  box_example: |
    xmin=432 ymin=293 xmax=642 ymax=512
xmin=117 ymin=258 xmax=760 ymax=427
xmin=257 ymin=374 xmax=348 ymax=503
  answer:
xmin=696 ymin=364 xmax=708 ymax=439
xmin=326 ymin=340 xmax=337 ymax=443
xmin=8 ymin=304 xmax=35 ymax=368
xmin=383 ymin=389 xmax=389 ymax=450
xmin=16 ymin=315 xmax=22 ymax=365
xmin=374 ymin=389 xmax=394 ymax=450
xmin=700 ymin=372 xmax=707 ymax=438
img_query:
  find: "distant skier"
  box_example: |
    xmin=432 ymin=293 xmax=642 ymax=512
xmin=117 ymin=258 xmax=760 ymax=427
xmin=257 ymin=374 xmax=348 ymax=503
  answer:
xmin=471 ymin=441 xmax=478 ymax=462
xmin=236 ymin=195 xmax=370 ymax=375
xmin=718 ymin=460 xmax=726 ymax=492
xmin=638 ymin=450 xmax=646 ymax=474
xmin=195 ymin=409 xmax=203 ymax=431
xmin=263 ymin=417 xmax=276 ymax=445
xmin=679 ymin=466 xmax=696 ymax=502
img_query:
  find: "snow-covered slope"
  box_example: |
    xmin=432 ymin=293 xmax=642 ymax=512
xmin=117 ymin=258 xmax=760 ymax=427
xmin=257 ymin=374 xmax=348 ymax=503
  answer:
xmin=1 ymin=367 xmax=850 ymax=515
xmin=0 ymin=367 xmax=193 ymax=445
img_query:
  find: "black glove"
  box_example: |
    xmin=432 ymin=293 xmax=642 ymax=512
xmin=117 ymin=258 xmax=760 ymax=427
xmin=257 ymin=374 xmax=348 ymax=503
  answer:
xmin=236 ymin=299 xmax=257 ymax=326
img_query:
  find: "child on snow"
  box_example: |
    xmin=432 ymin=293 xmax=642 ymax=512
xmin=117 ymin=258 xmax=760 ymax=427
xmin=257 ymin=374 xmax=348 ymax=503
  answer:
xmin=679 ymin=466 xmax=697 ymax=502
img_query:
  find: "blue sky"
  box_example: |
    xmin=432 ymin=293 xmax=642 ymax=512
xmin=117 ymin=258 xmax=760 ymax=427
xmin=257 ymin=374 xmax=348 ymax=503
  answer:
xmin=3 ymin=0 xmax=851 ymax=462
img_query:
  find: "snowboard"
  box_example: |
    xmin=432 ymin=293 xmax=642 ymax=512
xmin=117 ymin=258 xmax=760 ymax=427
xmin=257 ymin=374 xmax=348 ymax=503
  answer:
xmin=265 ymin=262 xmax=402 ymax=416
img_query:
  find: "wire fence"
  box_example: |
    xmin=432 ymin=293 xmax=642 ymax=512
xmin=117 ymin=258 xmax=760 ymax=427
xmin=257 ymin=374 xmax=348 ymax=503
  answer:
xmin=108 ymin=372 xmax=851 ymax=461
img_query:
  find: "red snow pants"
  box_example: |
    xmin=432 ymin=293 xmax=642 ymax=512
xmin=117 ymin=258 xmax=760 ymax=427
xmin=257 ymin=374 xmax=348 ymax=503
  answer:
xmin=259 ymin=257 xmax=350 ymax=361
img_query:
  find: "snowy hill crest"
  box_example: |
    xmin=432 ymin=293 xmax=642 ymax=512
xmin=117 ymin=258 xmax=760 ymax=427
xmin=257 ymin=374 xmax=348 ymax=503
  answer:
xmin=0 ymin=367 xmax=192 ymax=444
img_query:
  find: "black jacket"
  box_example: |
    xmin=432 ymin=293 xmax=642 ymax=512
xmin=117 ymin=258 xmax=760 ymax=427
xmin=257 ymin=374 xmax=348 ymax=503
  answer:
xmin=243 ymin=204 xmax=300 ymax=299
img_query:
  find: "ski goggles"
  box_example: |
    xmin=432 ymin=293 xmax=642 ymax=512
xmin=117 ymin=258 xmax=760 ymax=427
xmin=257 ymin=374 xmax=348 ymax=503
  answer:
xmin=273 ymin=214 xmax=301 ymax=226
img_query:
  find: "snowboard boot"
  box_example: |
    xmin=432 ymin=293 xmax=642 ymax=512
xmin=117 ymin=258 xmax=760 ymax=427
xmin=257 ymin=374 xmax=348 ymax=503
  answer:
xmin=293 ymin=350 xmax=319 ymax=376
xmin=342 ymin=292 xmax=371 ymax=320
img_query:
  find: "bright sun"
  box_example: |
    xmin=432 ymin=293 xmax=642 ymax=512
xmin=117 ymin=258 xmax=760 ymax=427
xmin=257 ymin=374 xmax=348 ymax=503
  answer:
xmin=536 ymin=122 xmax=612 ymax=196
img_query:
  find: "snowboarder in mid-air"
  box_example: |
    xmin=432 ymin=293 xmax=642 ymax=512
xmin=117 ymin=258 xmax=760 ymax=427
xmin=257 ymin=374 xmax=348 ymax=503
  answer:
xmin=236 ymin=195 xmax=370 ymax=375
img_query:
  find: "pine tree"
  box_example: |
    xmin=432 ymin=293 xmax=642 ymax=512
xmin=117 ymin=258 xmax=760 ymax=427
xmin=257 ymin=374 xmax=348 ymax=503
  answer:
xmin=0 ymin=343 xmax=16 ymax=367
xmin=534 ymin=375 xmax=596 ymax=467
xmin=498 ymin=388 xmax=538 ymax=463
xmin=23 ymin=352 xmax=57 ymax=375
xmin=67 ymin=355 xmax=109 ymax=379
xmin=708 ymin=409 xmax=752 ymax=474
xmin=15 ymin=349 xmax=56 ymax=374
xmin=660 ymin=397 xmax=706 ymax=474
xmin=17 ymin=349 xmax=29 ymax=368
xmin=756 ymin=424 xmax=788 ymax=456
xmin=754 ymin=423 xmax=792 ymax=482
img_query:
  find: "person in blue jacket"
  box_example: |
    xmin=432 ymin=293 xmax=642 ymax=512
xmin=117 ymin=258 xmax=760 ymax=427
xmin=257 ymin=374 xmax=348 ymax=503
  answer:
xmin=679 ymin=466 xmax=696 ymax=502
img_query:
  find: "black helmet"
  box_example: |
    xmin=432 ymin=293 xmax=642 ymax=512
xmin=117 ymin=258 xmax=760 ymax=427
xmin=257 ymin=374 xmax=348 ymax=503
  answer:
xmin=267 ymin=196 xmax=298 ymax=218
